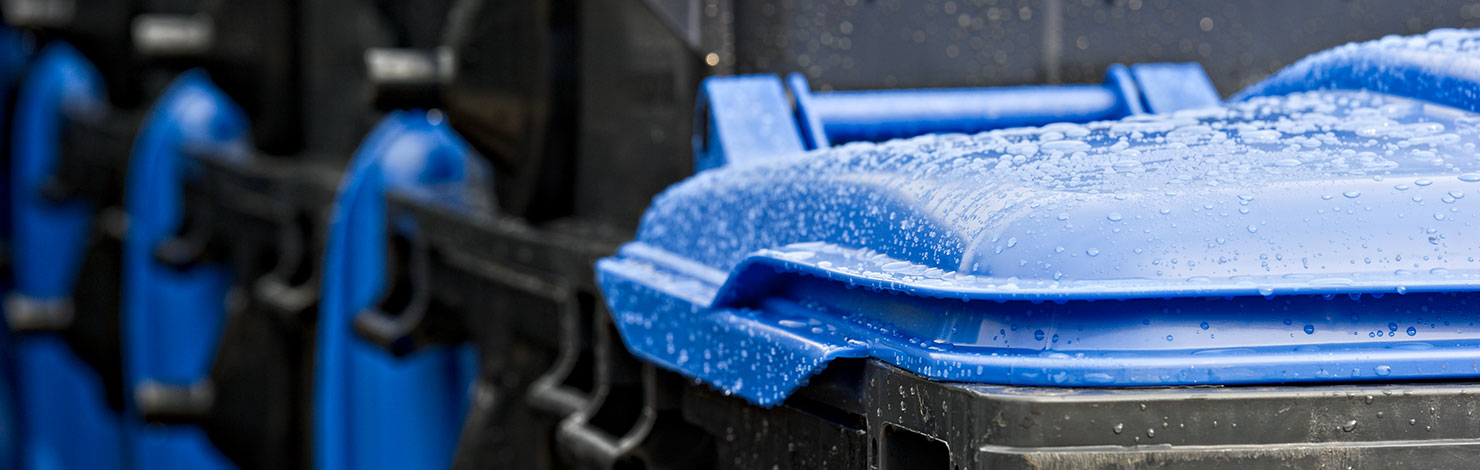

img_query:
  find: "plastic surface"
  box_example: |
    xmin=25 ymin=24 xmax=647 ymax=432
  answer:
xmin=1233 ymin=28 xmax=1480 ymax=113
xmin=1130 ymin=62 xmax=1222 ymax=114
xmin=693 ymin=75 xmax=807 ymax=172
xmin=122 ymin=70 xmax=248 ymax=469
xmin=691 ymin=357 xmax=1480 ymax=469
xmin=6 ymin=43 xmax=126 ymax=470
xmin=599 ymin=30 xmax=1480 ymax=406
xmin=315 ymin=111 xmax=481 ymax=470
xmin=697 ymin=63 xmax=1220 ymax=171
xmin=789 ymin=77 xmax=1124 ymax=147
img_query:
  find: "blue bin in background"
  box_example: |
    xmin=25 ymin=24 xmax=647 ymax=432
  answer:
xmin=5 ymin=43 xmax=246 ymax=470
xmin=315 ymin=110 xmax=482 ymax=470
xmin=120 ymin=70 xmax=248 ymax=470
xmin=6 ymin=42 xmax=126 ymax=470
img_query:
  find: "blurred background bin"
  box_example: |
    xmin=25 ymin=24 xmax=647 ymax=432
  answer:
xmin=315 ymin=109 xmax=483 ymax=470
xmin=122 ymin=70 xmax=246 ymax=469
xmin=7 ymin=42 xmax=126 ymax=470
xmin=122 ymin=1 xmax=464 ymax=469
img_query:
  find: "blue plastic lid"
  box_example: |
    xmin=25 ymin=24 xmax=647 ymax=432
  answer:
xmin=598 ymin=30 xmax=1480 ymax=406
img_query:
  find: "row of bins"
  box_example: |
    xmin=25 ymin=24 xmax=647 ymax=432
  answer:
xmin=1 ymin=1 xmax=1480 ymax=469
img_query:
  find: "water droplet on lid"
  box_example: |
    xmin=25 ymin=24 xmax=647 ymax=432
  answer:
xmin=1304 ymin=324 xmax=1316 ymax=335
xmin=1341 ymin=419 xmax=1358 ymax=432
xmin=1407 ymin=326 xmax=1417 ymax=336
xmin=1107 ymin=212 xmax=1123 ymax=222
xmin=1450 ymin=190 xmax=1465 ymax=199
xmin=1247 ymin=224 xmax=1259 ymax=233
xmin=1006 ymin=237 xmax=1018 ymax=248
xmin=881 ymin=261 xmax=913 ymax=272
xmin=1375 ymin=365 xmax=1392 ymax=376
xmin=1200 ymin=321 xmax=1210 ymax=330
xmin=1165 ymin=334 xmax=1174 ymax=342
xmin=1113 ymin=423 xmax=1124 ymax=434
xmin=1416 ymin=179 xmax=1433 ymax=186
xmin=1034 ymin=329 xmax=1045 ymax=341
xmin=1459 ymin=173 xmax=1480 ymax=182
xmin=1434 ymin=213 xmax=1446 ymax=221
xmin=1343 ymin=191 xmax=1361 ymax=198
xmin=1086 ymin=248 xmax=1100 ymax=257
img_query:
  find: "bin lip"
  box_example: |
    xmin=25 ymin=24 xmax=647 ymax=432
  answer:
xmin=599 ymin=242 xmax=1480 ymax=406
xmin=613 ymin=241 xmax=1480 ymax=309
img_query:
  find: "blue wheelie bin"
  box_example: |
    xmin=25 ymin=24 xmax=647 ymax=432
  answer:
xmin=120 ymin=70 xmax=247 ymax=470
xmin=315 ymin=110 xmax=483 ymax=470
xmin=6 ymin=42 xmax=125 ymax=470
xmin=595 ymin=28 xmax=1480 ymax=468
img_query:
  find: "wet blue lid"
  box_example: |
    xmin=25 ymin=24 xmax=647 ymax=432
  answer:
xmin=598 ymin=29 xmax=1480 ymax=406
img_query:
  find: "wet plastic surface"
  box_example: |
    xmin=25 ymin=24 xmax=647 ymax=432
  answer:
xmin=1235 ymin=28 xmax=1480 ymax=113
xmin=697 ymin=63 xmax=1219 ymax=171
xmin=599 ymin=29 xmax=1480 ymax=406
